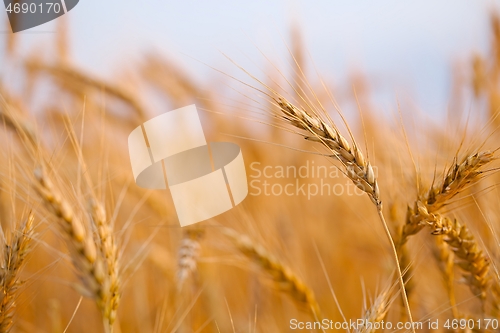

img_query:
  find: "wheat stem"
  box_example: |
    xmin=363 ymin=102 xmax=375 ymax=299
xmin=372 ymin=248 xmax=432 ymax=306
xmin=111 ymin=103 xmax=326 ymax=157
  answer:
xmin=377 ymin=208 xmax=415 ymax=333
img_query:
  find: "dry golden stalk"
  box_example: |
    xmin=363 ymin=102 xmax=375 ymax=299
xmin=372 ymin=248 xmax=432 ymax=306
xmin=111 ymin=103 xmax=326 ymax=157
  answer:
xmin=398 ymin=244 xmax=413 ymax=293
xmin=176 ymin=228 xmax=203 ymax=290
xmin=275 ymin=97 xmax=415 ymax=331
xmin=33 ymin=168 xmax=113 ymax=332
xmin=389 ymin=204 xmax=415 ymax=322
xmin=355 ymin=287 xmax=394 ymax=333
xmin=222 ymin=228 xmax=321 ymax=319
xmin=0 ymin=214 xmax=34 ymax=333
xmin=397 ymin=242 xmax=414 ymax=322
xmin=401 ymin=151 xmax=494 ymax=246
xmin=89 ymin=200 xmax=120 ymax=325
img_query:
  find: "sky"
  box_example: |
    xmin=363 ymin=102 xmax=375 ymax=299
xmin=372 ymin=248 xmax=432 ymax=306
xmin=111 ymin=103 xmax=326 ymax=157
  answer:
xmin=1 ymin=0 xmax=499 ymax=116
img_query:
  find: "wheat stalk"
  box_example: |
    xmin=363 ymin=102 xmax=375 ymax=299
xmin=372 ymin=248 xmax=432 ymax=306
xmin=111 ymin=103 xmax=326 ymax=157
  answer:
xmin=0 ymin=214 xmax=34 ymax=333
xmin=222 ymin=227 xmax=321 ymax=319
xmin=395 ymin=151 xmax=494 ymax=309
xmin=33 ymin=168 xmax=115 ymax=332
xmin=274 ymin=97 xmax=415 ymax=331
xmin=401 ymin=152 xmax=494 ymax=246
xmin=417 ymin=207 xmax=490 ymax=304
xmin=2 ymin=97 xmax=120 ymax=332
xmin=277 ymin=98 xmax=380 ymax=205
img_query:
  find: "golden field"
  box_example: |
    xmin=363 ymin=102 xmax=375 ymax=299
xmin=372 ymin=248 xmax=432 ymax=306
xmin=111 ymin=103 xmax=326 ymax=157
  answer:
xmin=0 ymin=13 xmax=500 ymax=333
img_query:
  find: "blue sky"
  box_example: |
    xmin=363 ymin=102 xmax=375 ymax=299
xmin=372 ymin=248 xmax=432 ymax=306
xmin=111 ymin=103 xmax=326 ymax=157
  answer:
xmin=1 ymin=0 xmax=499 ymax=115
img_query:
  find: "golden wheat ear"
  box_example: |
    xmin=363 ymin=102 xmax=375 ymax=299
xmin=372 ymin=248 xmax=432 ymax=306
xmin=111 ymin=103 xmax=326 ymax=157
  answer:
xmin=277 ymin=98 xmax=380 ymax=205
xmin=399 ymin=150 xmax=496 ymax=318
xmin=428 ymin=215 xmax=490 ymax=306
xmin=0 ymin=214 xmax=35 ymax=333
xmin=270 ymin=95 xmax=415 ymax=332
xmin=355 ymin=283 xmax=397 ymax=333
xmin=1 ymin=94 xmax=121 ymax=332
xmin=401 ymin=151 xmax=495 ymax=246
xmin=33 ymin=167 xmax=116 ymax=332
xmin=89 ymin=199 xmax=121 ymax=326
xmin=176 ymin=227 xmax=203 ymax=291
xmin=221 ymin=227 xmax=321 ymax=320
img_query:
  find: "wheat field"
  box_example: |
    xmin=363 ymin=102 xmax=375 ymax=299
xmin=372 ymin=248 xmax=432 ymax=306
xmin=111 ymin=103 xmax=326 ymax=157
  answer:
xmin=0 ymin=12 xmax=500 ymax=333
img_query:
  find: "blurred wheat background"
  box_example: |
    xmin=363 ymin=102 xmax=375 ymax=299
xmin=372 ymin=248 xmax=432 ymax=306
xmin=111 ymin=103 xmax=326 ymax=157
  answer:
xmin=1 ymin=2 xmax=500 ymax=333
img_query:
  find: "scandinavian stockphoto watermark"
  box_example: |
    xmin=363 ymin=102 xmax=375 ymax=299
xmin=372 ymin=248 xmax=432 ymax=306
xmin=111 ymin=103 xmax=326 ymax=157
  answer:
xmin=3 ymin=0 xmax=79 ymax=33
xmin=249 ymin=161 xmax=378 ymax=200
xmin=128 ymin=105 xmax=248 ymax=227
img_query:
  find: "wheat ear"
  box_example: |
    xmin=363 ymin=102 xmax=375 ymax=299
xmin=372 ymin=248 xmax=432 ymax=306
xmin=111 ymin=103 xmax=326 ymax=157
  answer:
xmin=275 ymin=97 xmax=415 ymax=331
xmin=33 ymin=168 xmax=114 ymax=332
xmin=0 ymin=214 xmax=34 ymax=333
xmin=89 ymin=200 xmax=120 ymax=326
xmin=277 ymin=98 xmax=380 ymax=205
xmin=423 ymin=212 xmax=490 ymax=305
xmin=355 ymin=286 xmax=395 ymax=333
xmin=401 ymin=152 xmax=494 ymax=246
xmin=222 ymin=227 xmax=321 ymax=319
xmin=176 ymin=228 xmax=203 ymax=290
xmin=397 ymin=151 xmax=493 ymax=309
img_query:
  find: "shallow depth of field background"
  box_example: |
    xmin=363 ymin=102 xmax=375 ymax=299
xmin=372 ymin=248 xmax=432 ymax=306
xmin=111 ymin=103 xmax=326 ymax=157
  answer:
xmin=1 ymin=1 xmax=500 ymax=332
